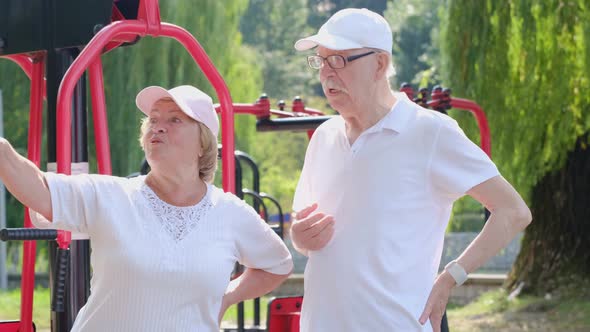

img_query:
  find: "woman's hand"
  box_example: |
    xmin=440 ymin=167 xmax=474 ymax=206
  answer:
xmin=419 ymin=271 xmax=455 ymax=332
xmin=218 ymin=268 xmax=290 ymax=326
xmin=218 ymin=293 xmax=232 ymax=326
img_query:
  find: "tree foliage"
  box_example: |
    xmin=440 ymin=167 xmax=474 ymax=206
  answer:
xmin=384 ymin=0 xmax=442 ymax=88
xmin=101 ymin=0 xmax=262 ymax=176
xmin=240 ymin=0 xmax=315 ymax=99
xmin=440 ymin=0 xmax=590 ymax=293
xmin=439 ymin=0 xmax=590 ymax=200
xmin=0 ymin=0 xmax=261 ymax=229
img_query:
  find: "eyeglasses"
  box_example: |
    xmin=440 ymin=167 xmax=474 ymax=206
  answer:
xmin=307 ymin=51 xmax=376 ymax=70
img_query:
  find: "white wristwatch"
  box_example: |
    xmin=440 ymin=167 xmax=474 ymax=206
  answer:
xmin=444 ymin=260 xmax=468 ymax=286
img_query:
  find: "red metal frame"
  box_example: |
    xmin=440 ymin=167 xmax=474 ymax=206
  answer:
xmin=19 ymin=54 xmax=45 ymax=332
xmin=1 ymin=55 xmax=47 ymax=100
xmin=88 ymin=57 xmax=113 ymax=175
xmin=267 ymin=296 xmax=303 ymax=332
xmin=401 ymin=88 xmax=492 ymax=157
xmin=56 ymin=17 xmax=236 ymax=194
xmin=448 ymin=98 xmax=491 ymax=157
xmin=213 ymin=99 xmax=325 ymax=119
xmin=0 ymin=52 xmax=50 ymax=332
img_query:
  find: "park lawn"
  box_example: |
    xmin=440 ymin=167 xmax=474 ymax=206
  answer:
xmin=0 ymin=287 xmax=269 ymax=330
xmin=447 ymin=289 xmax=590 ymax=332
xmin=3 ymin=287 xmax=589 ymax=331
xmin=0 ymin=287 xmax=51 ymax=330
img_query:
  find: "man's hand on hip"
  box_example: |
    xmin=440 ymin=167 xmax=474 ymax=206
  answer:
xmin=290 ymin=203 xmax=335 ymax=255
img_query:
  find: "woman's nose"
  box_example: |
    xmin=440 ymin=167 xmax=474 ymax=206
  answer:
xmin=152 ymin=124 xmax=166 ymax=133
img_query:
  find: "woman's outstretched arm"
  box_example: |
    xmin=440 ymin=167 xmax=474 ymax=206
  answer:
xmin=0 ymin=137 xmax=52 ymax=220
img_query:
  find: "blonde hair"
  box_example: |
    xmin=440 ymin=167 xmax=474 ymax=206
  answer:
xmin=195 ymin=122 xmax=218 ymax=183
xmin=138 ymin=102 xmax=218 ymax=183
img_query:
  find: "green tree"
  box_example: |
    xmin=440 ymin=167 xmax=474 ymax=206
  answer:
xmin=240 ymin=0 xmax=314 ymax=99
xmin=307 ymin=0 xmax=388 ymax=28
xmin=0 ymin=63 xmax=34 ymax=229
xmin=0 ymin=0 xmax=262 ymax=231
xmin=384 ymin=0 xmax=442 ymax=88
xmin=440 ymin=0 xmax=590 ymax=294
xmin=101 ymin=0 xmax=262 ymax=176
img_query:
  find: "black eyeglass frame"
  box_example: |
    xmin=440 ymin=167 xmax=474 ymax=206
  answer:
xmin=307 ymin=51 xmax=376 ymax=70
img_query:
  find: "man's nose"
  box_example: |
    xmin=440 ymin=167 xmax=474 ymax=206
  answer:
xmin=319 ymin=63 xmax=336 ymax=79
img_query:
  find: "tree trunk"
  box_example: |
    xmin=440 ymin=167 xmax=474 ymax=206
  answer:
xmin=506 ymin=135 xmax=590 ymax=295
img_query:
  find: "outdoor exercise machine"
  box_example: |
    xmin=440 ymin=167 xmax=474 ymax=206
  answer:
xmin=0 ymin=1 xmax=491 ymax=331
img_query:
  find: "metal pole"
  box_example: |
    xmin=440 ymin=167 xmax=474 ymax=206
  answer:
xmin=0 ymin=89 xmax=7 ymax=289
xmin=46 ymin=47 xmax=91 ymax=332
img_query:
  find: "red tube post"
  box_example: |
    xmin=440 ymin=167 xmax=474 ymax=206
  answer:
xmin=19 ymin=54 xmax=45 ymax=332
xmin=88 ymin=58 xmax=113 ymax=175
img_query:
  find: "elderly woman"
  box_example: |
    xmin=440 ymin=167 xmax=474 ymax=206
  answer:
xmin=0 ymin=85 xmax=293 ymax=331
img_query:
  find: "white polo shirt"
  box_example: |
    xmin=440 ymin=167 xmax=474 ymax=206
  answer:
xmin=293 ymin=93 xmax=499 ymax=332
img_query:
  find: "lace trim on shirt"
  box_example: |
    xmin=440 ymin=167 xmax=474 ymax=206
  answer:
xmin=141 ymin=183 xmax=212 ymax=242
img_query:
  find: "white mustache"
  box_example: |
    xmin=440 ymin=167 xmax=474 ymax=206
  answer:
xmin=322 ymin=79 xmax=348 ymax=93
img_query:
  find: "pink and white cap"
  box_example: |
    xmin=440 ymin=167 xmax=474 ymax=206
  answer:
xmin=135 ymin=85 xmax=219 ymax=138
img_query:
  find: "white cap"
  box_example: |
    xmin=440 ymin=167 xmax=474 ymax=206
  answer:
xmin=294 ymin=8 xmax=392 ymax=52
xmin=135 ymin=85 xmax=219 ymax=138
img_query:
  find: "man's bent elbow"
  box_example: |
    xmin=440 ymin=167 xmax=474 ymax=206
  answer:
xmin=514 ymin=204 xmax=532 ymax=230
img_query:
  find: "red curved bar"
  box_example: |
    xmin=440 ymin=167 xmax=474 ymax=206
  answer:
xmin=450 ymin=98 xmax=491 ymax=157
xmin=88 ymin=58 xmax=113 ymax=175
xmin=159 ymin=24 xmax=236 ymax=193
xmin=1 ymin=54 xmax=47 ymax=100
xmin=57 ymin=21 xmax=140 ymax=176
xmin=3 ymin=54 xmax=33 ymax=78
xmin=56 ymin=20 xmax=236 ymax=192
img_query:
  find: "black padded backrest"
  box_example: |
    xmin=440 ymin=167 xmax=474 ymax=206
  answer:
xmin=0 ymin=0 xmax=113 ymax=55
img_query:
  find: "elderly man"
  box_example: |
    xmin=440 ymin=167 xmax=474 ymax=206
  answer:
xmin=290 ymin=8 xmax=532 ymax=332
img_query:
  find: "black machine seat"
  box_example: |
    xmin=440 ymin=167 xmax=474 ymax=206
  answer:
xmin=0 ymin=0 xmax=142 ymax=56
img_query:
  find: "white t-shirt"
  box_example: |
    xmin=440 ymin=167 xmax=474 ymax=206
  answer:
xmin=293 ymin=93 xmax=499 ymax=332
xmin=31 ymin=174 xmax=292 ymax=332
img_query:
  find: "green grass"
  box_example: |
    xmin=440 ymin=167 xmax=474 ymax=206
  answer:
xmin=0 ymin=288 xmax=270 ymax=329
xmin=221 ymin=297 xmax=270 ymax=328
xmin=447 ymin=289 xmax=590 ymax=332
xmin=0 ymin=287 xmax=51 ymax=330
xmin=7 ymin=287 xmax=587 ymax=331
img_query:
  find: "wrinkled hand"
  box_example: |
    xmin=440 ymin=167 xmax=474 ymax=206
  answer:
xmin=290 ymin=203 xmax=335 ymax=252
xmin=419 ymin=272 xmax=455 ymax=332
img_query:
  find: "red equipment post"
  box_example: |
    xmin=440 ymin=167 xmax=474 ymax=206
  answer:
xmin=87 ymin=58 xmax=112 ymax=175
xmin=56 ymin=16 xmax=236 ymax=193
xmin=20 ymin=53 xmax=45 ymax=332
xmin=449 ymin=98 xmax=491 ymax=157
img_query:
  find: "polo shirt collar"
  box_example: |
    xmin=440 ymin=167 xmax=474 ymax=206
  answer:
xmin=367 ymin=92 xmax=413 ymax=135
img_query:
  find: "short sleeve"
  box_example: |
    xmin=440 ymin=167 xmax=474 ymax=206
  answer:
xmin=430 ymin=119 xmax=500 ymax=201
xmin=233 ymin=202 xmax=293 ymax=275
xmin=292 ymin=132 xmax=318 ymax=212
xmin=30 ymin=173 xmax=99 ymax=234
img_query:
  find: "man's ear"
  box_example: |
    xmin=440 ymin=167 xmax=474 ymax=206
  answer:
xmin=374 ymin=52 xmax=389 ymax=80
